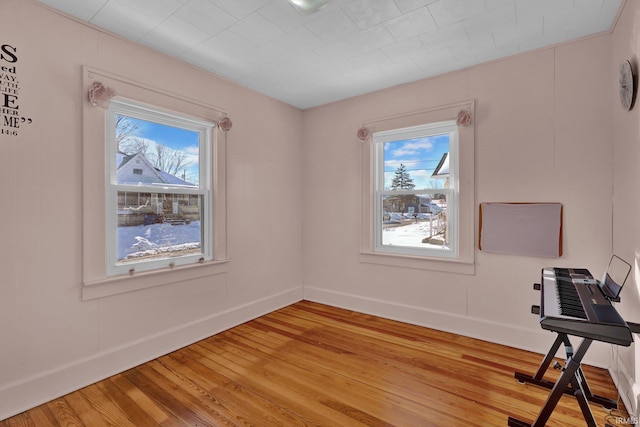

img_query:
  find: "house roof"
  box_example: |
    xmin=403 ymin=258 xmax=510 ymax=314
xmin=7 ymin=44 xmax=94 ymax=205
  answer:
xmin=432 ymin=152 xmax=449 ymax=178
xmin=116 ymin=152 xmax=195 ymax=187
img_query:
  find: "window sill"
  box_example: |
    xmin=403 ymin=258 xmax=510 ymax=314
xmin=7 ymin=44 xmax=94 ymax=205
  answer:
xmin=359 ymin=251 xmax=475 ymax=275
xmin=82 ymin=259 xmax=230 ymax=300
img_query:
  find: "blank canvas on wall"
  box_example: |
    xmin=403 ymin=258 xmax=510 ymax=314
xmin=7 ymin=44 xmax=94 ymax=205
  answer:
xmin=479 ymin=203 xmax=563 ymax=258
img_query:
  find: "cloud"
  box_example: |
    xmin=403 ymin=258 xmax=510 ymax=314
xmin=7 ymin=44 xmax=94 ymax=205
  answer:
xmin=391 ymin=139 xmax=434 ymax=156
xmin=384 ymin=158 xmax=424 ymax=169
xmin=184 ymin=145 xmax=200 ymax=155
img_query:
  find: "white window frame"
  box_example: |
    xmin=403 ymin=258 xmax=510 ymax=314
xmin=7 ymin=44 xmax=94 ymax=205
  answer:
xmin=82 ymin=66 xmax=229 ymax=300
xmin=360 ymin=101 xmax=475 ymax=274
xmin=105 ymin=99 xmax=214 ymax=276
xmin=373 ymin=121 xmax=459 ymax=259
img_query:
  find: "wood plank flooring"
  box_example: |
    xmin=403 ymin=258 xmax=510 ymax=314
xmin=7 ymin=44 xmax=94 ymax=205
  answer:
xmin=1 ymin=301 xmax=631 ymax=426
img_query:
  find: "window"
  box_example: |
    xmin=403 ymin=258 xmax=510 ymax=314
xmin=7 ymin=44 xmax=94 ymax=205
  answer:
xmin=360 ymin=101 xmax=474 ymax=274
xmin=105 ymin=99 xmax=214 ymax=276
xmin=82 ymin=67 xmax=228 ymax=299
xmin=374 ymin=121 xmax=458 ymax=258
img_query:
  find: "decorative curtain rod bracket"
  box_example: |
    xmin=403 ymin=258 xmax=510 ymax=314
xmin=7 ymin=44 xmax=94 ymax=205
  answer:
xmin=456 ymin=109 xmax=472 ymax=127
xmin=218 ymin=117 xmax=232 ymax=132
xmin=88 ymin=81 xmax=116 ymax=109
xmin=357 ymin=127 xmax=370 ymax=142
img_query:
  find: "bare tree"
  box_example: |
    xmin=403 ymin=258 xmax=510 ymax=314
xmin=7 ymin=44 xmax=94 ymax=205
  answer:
xmin=152 ymin=144 xmax=192 ymax=176
xmin=116 ymin=115 xmax=144 ymax=153
xmin=116 ymin=115 xmax=193 ymax=178
xmin=155 ymin=143 xmax=168 ymax=172
xmin=167 ymin=150 xmax=191 ymax=176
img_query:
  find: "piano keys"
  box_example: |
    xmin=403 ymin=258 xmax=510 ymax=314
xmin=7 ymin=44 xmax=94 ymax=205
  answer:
xmin=538 ymin=266 xmax=632 ymax=346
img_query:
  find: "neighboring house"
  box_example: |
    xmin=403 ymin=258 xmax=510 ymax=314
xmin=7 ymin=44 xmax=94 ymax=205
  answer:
xmin=399 ymin=152 xmax=449 ymax=215
xmin=116 ymin=152 xmax=199 ymax=225
xmin=431 ymin=152 xmax=449 ymax=187
xmin=417 ymin=196 xmax=443 ymax=214
xmin=116 ymin=152 xmax=195 ymax=187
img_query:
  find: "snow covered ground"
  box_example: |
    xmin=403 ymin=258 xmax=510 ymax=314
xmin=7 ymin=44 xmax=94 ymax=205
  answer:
xmin=116 ymin=218 xmax=444 ymax=260
xmin=382 ymin=220 xmax=445 ymax=248
xmin=117 ymin=221 xmax=201 ymax=260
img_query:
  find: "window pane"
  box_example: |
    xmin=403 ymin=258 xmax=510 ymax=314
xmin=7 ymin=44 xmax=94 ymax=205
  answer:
xmin=380 ymin=193 xmax=450 ymax=250
xmin=383 ymin=133 xmax=450 ymax=191
xmin=115 ymin=114 xmax=201 ymax=187
xmin=116 ymin=191 xmax=203 ymax=263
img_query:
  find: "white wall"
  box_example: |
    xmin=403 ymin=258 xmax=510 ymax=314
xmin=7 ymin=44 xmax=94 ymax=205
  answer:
xmin=0 ymin=0 xmax=304 ymax=419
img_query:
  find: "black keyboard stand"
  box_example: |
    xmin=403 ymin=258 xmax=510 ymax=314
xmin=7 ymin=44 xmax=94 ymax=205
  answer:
xmin=508 ymin=333 xmax=615 ymax=427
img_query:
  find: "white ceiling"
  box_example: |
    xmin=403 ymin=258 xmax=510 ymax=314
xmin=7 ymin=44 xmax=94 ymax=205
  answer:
xmin=36 ymin=0 xmax=623 ymax=109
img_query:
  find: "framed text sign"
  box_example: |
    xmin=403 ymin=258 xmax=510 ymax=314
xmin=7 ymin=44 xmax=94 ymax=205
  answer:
xmin=1 ymin=43 xmax=32 ymax=137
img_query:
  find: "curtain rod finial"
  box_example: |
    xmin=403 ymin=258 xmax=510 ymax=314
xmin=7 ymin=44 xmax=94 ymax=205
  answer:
xmin=218 ymin=117 xmax=232 ymax=132
xmin=357 ymin=127 xmax=370 ymax=141
xmin=88 ymin=81 xmax=115 ymax=108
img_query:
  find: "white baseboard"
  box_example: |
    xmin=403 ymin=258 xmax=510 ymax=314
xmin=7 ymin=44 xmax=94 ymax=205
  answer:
xmin=0 ymin=287 xmax=303 ymax=421
xmin=303 ymin=286 xmax=612 ymax=368
xmin=3 ymin=286 xmax=623 ymax=422
xmin=609 ymin=347 xmax=640 ymax=421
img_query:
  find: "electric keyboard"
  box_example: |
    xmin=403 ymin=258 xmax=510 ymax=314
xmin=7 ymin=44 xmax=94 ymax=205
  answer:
xmin=509 ymin=264 xmax=637 ymax=427
xmin=539 ymin=267 xmax=632 ymax=346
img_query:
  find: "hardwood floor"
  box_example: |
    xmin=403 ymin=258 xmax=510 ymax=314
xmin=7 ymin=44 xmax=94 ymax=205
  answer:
xmin=1 ymin=301 xmax=630 ymax=426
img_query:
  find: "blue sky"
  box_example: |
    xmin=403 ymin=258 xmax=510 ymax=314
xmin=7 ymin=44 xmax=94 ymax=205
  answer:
xmin=132 ymin=119 xmax=199 ymax=151
xmin=119 ymin=115 xmax=201 ymax=184
xmin=383 ymin=134 xmax=449 ymax=190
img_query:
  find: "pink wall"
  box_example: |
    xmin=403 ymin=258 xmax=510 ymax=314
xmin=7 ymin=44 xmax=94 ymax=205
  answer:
xmin=610 ymin=0 xmax=640 ymax=417
xmin=301 ymin=11 xmax=615 ymax=381
xmin=0 ymin=0 xmax=304 ymax=419
xmin=2 ymin=0 xmax=638 ymax=420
